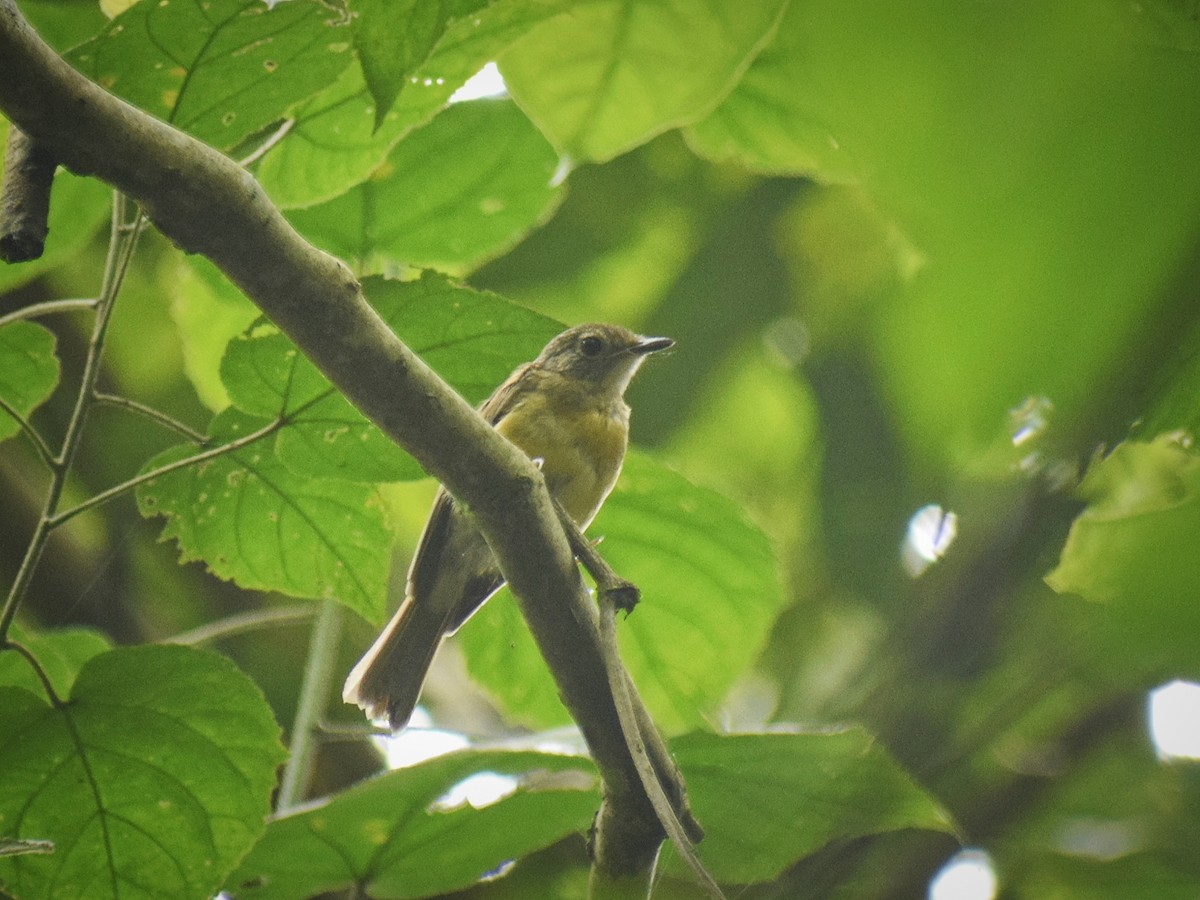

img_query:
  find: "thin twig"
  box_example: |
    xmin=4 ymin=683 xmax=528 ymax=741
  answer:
xmin=0 ymin=297 xmax=97 ymax=330
xmin=92 ymin=391 xmax=207 ymax=444
xmin=166 ymin=603 xmax=315 ymax=645
xmin=277 ymin=599 xmax=344 ymax=811
xmin=553 ymin=504 xmax=720 ymax=898
xmin=0 ymin=391 xmax=54 ymax=468
xmin=0 ymin=195 xmax=142 ymax=643
xmin=46 ymin=414 xmax=283 ymax=529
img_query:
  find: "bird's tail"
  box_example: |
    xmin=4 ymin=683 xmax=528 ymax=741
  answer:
xmin=342 ymin=591 xmax=452 ymax=731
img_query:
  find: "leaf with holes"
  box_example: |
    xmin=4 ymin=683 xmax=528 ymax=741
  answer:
xmin=0 ymin=644 xmax=285 ymax=900
xmin=461 ymin=451 xmax=785 ymax=732
xmin=135 ymin=408 xmax=392 ymax=622
xmin=0 ymin=322 xmax=60 ymax=445
xmin=66 ymin=0 xmax=353 ymax=151
xmin=219 ymin=272 xmax=561 ymax=483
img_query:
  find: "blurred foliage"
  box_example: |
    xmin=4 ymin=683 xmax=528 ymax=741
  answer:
xmin=3 ymin=0 xmax=1200 ymax=897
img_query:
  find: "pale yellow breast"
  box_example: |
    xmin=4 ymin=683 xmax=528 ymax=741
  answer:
xmin=496 ymin=389 xmax=629 ymax=528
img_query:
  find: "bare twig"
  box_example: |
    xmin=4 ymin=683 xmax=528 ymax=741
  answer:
xmin=0 ymin=297 xmax=97 ymax=329
xmin=277 ymin=600 xmax=344 ymax=811
xmin=554 ymin=503 xmax=718 ymax=896
xmin=166 ymin=603 xmax=315 ymax=645
xmin=0 ymin=125 xmax=56 ymax=262
xmin=0 ymin=391 xmax=54 ymax=468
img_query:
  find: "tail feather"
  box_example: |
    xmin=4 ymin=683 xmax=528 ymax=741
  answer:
xmin=342 ymin=592 xmax=453 ymax=731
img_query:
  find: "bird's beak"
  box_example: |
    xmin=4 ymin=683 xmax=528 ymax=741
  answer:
xmin=632 ymin=336 xmax=674 ymax=355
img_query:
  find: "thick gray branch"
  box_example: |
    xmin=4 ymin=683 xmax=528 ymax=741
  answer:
xmin=0 ymin=0 xmax=674 ymax=874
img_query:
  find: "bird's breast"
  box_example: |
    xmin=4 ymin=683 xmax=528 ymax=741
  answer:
xmin=496 ymin=391 xmax=630 ymax=528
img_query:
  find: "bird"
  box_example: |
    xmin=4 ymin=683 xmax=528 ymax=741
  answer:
xmin=343 ymin=322 xmax=674 ymax=730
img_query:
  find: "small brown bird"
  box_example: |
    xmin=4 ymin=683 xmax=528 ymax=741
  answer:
xmin=343 ymin=323 xmax=673 ymax=730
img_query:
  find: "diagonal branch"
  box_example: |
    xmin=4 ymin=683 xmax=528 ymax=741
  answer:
xmin=0 ymin=0 xmax=683 ymax=874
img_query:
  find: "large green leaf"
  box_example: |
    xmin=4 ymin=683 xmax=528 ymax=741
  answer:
xmin=135 ymin=408 xmax=393 ymax=622
xmin=666 ymin=730 xmax=955 ymax=884
xmin=688 ymin=0 xmax=1200 ymax=468
xmin=497 ymin=0 xmax=788 ymax=163
xmin=219 ymin=272 xmax=561 ymax=482
xmin=227 ymin=749 xmax=598 ymax=899
xmin=461 ymin=452 xmax=785 ymax=733
xmin=0 ymin=322 xmax=60 ymax=444
xmin=255 ymin=0 xmax=570 ymax=208
xmin=286 ymin=99 xmax=563 ymax=274
xmin=67 ymin=0 xmax=353 ymax=151
xmin=0 ymin=645 xmax=285 ymax=900
xmin=1046 ymin=434 xmax=1200 ymax=673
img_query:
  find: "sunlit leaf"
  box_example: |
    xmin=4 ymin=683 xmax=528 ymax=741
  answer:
xmin=462 ymin=452 xmax=785 ymax=732
xmin=665 ymin=730 xmax=955 ymax=884
xmin=0 ymin=322 xmax=60 ymax=444
xmin=227 ymin=749 xmax=598 ymax=899
xmin=286 ymin=99 xmax=562 ymax=274
xmin=0 ymin=645 xmax=284 ymax=900
xmin=135 ymin=408 xmax=392 ymax=622
xmin=256 ymin=0 xmax=569 ymax=208
xmin=498 ymin=0 xmax=788 ymax=162
xmin=351 ymin=0 xmax=492 ymax=128
xmin=66 ymin=0 xmax=353 ymax=151
xmin=219 ymin=272 xmax=561 ymax=482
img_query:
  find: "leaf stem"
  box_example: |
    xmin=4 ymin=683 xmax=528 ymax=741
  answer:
xmin=277 ymin=598 xmax=344 ymax=811
xmin=0 ymin=391 xmax=54 ymax=468
xmin=92 ymin=391 xmax=208 ymax=443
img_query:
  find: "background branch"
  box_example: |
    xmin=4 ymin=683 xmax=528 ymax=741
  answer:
xmin=0 ymin=0 xmax=673 ymax=873
xmin=0 ymin=125 xmax=55 ymax=262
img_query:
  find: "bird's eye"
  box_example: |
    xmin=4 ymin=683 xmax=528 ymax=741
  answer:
xmin=579 ymin=335 xmax=605 ymax=356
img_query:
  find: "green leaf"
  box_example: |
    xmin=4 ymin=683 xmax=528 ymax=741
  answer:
xmin=0 ymin=322 xmax=60 ymax=444
xmin=15 ymin=0 xmax=107 ymax=51
xmin=497 ymin=0 xmax=788 ymax=163
xmin=0 ymin=644 xmax=285 ymax=900
xmin=135 ymin=407 xmax=393 ymax=622
xmin=461 ymin=452 xmax=786 ymax=732
xmin=66 ymin=0 xmax=353 ymax=151
xmin=254 ymin=0 xmax=569 ymax=208
xmin=168 ymin=257 xmax=260 ymax=412
xmin=227 ymin=749 xmax=598 ymax=899
xmin=219 ymin=272 xmax=561 ymax=482
xmin=351 ymin=0 xmax=492 ymax=129
xmin=666 ymin=730 xmax=955 ymax=884
xmin=1046 ymin=434 xmax=1200 ymax=671
xmin=0 ymin=624 xmax=113 ymax=700
xmin=286 ymin=98 xmax=563 ymax=274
